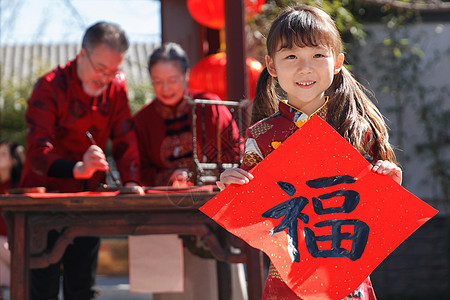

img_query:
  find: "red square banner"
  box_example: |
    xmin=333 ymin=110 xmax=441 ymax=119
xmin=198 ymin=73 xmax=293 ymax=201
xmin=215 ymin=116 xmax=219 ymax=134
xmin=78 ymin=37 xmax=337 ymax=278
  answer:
xmin=200 ymin=115 xmax=438 ymax=300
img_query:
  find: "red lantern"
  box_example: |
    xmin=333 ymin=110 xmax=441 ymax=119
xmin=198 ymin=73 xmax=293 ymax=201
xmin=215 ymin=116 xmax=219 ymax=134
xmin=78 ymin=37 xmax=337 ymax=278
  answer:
xmin=246 ymin=0 xmax=265 ymax=18
xmin=188 ymin=52 xmax=263 ymax=100
xmin=187 ymin=0 xmax=224 ymax=30
xmin=246 ymin=56 xmax=264 ymax=99
xmin=187 ymin=0 xmax=265 ymax=29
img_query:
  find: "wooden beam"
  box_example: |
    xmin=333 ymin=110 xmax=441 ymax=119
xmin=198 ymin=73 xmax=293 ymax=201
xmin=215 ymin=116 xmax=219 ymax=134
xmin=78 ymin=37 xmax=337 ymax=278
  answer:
xmin=225 ymin=0 xmax=248 ymax=101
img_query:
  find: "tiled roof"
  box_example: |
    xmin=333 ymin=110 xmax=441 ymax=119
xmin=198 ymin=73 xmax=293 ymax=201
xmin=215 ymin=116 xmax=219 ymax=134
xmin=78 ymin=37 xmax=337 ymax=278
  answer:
xmin=0 ymin=43 xmax=158 ymax=85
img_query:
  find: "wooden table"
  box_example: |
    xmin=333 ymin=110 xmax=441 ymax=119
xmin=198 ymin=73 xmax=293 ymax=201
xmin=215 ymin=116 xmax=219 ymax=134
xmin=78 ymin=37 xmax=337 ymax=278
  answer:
xmin=0 ymin=191 xmax=265 ymax=300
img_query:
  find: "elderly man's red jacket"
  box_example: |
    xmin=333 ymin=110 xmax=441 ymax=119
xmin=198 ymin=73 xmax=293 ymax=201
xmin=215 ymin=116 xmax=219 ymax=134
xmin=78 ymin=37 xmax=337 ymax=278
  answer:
xmin=20 ymin=57 xmax=140 ymax=192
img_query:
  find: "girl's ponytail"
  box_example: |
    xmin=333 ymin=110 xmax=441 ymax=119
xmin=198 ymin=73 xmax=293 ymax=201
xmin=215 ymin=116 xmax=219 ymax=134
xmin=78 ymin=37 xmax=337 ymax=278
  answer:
xmin=250 ymin=67 xmax=280 ymax=125
xmin=327 ymin=67 xmax=397 ymax=163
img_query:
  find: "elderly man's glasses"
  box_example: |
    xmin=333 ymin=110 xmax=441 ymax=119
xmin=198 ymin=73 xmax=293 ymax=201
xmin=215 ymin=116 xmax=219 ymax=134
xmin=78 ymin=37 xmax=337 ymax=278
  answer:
xmin=85 ymin=50 xmax=120 ymax=78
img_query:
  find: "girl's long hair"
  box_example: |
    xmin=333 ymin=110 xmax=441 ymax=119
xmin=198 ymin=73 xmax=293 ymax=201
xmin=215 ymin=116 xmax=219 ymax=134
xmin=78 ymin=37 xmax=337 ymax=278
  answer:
xmin=253 ymin=5 xmax=396 ymax=163
xmin=251 ymin=68 xmax=279 ymax=125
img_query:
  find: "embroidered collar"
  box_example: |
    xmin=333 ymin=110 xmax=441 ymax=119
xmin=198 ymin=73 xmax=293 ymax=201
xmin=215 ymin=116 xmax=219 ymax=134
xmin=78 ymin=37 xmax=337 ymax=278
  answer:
xmin=279 ymin=97 xmax=329 ymax=124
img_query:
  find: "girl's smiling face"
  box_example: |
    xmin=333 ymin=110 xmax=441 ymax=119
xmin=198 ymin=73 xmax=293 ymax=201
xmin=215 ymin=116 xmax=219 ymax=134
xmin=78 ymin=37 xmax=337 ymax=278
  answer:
xmin=266 ymin=43 xmax=344 ymax=115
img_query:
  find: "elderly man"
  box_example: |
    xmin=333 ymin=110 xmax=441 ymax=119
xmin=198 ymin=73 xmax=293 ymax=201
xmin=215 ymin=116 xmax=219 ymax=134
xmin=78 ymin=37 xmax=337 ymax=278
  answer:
xmin=20 ymin=21 xmax=140 ymax=299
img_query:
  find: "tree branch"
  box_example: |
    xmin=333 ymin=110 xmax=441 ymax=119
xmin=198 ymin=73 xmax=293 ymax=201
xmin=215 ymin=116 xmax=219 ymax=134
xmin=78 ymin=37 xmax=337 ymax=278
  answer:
xmin=359 ymin=0 xmax=450 ymax=12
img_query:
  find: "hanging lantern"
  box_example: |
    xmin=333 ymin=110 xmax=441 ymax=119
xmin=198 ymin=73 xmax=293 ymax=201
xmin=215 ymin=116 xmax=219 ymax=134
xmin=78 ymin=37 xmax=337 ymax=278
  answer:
xmin=187 ymin=0 xmax=265 ymax=30
xmin=188 ymin=52 xmax=263 ymax=100
xmin=245 ymin=0 xmax=265 ymax=18
xmin=187 ymin=0 xmax=224 ymax=30
xmin=246 ymin=56 xmax=264 ymax=99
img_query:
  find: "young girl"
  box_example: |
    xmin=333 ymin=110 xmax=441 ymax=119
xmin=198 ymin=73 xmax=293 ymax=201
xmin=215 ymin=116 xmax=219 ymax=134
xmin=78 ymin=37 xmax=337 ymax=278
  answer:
xmin=218 ymin=5 xmax=402 ymax=300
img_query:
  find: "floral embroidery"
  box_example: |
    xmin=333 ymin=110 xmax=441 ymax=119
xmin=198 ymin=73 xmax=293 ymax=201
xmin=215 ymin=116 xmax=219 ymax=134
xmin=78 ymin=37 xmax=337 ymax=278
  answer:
xmin=271 ymin=141 xmax=282 ymax=149
xmin=315 ymin=105 xmax=328 ymax=120
xmin=295 ymin=120 xmax=307 ymax=128
xmin=250 ymin=122 xmax=274 ymax=139
xmin=242 ymin=152 xmax=263 ymax=169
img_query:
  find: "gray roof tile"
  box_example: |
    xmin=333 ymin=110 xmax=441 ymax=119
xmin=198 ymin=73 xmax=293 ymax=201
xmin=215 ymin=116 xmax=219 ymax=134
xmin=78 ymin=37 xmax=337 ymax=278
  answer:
xmin=1 ymin=43 xmax=158 ymax=85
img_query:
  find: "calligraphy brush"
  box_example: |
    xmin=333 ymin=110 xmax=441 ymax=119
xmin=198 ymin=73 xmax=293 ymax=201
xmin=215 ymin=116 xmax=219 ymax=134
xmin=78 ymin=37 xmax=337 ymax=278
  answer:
xmin=85 ymin=131 xmax=122 ymax=187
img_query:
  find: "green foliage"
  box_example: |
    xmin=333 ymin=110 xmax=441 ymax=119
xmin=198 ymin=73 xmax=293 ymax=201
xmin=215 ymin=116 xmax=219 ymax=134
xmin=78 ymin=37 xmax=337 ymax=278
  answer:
xmin=0 ymin=62 xmax=52 ymax=145
xmin=0 ymin=69 xmax=153 ymax=147
xmin=0 ymin=78 xmax=32 ymax=146
xmin=351 ymin=10 xmax=449 ymax=201
xmin=247 ymin=0 xmax=367 ymax=60
xmin=127 ymin=82 xmax=154 ymax=114
xmin=415 ymin=86 xmax=450 ymax=202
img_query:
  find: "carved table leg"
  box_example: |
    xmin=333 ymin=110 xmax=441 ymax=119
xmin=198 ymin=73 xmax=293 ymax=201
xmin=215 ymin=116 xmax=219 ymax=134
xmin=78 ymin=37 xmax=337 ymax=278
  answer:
xmin=217 ymin=260 xmax=232 ymax=300
xmin=245 ymin=245 xmax=265 ymax=300
xmin=11 ymin=212 xmax=30 ymax=300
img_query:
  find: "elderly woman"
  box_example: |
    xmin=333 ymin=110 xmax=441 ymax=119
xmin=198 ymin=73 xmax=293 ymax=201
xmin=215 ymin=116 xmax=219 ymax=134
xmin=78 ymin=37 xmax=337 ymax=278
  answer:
xmin=132 ymin=43 xmax=246 ymax=300
xmin=133 ymin=42 xmax=241 ymax=187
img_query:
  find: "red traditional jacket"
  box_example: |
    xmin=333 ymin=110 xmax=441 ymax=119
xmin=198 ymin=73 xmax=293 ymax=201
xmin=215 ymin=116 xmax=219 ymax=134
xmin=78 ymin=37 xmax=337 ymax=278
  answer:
xmin=20 ymin=57 xmax=140 ymax=192
xmin=0 ymin=179 xmax=12 ymax=235
xmin=133 ymin=90 xmax=241 ymax=186
xmin=241 ymin=99 xmax=377 ymax=300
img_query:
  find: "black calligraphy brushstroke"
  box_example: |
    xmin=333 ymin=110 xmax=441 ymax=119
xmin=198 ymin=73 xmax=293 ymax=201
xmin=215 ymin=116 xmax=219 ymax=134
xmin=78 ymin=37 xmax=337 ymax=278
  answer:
xmin=264 ymin=178 xmax=367 ymax=263
xmin=304 ymin=219 xmax=370 ymax=261
xmin=262 ymin=196 xmax=309 ymax=262
xmin=312 ymin=190 xmax=360 ymax=214
xmin=306 ymin=175 xmax=356 ymax=189
xmin=277 ymin=181 xmax=296 ymax=196
xmin=262 ymin=197 xmax=310 ymax=228
xmin=287 ymin=220 xmax=300 ymax=262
